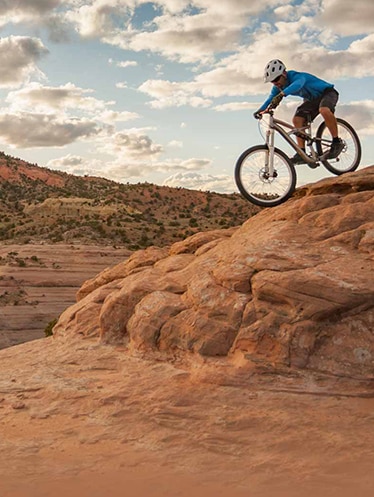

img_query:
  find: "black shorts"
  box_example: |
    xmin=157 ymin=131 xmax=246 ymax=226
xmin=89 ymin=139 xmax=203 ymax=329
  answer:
xmin=294 ymin=88 xmax=339 ymax=121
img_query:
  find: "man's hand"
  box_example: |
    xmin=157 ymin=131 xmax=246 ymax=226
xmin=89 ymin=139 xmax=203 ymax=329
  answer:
xmin=270 ymin=92 xmax=284 ymax=108
xmin=253 ymin=110 xmax=262 ymax=119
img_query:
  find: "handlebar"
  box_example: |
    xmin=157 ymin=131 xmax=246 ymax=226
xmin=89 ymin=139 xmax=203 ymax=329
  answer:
xmin=254 ymin=108 xmax=275 ymax=120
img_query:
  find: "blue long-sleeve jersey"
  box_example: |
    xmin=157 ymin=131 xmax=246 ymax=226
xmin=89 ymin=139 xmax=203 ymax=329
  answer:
xmin=259 ymin=70 xmax=334 ymax=111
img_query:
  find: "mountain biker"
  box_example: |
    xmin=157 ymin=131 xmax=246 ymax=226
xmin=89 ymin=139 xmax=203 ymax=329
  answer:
xmin=254 ymin=59 xmax=344 ymax=164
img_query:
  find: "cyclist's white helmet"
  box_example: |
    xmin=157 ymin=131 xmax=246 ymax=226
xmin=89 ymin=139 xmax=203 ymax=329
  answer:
xmin=264 ymin=59 xmax=286 ymax=83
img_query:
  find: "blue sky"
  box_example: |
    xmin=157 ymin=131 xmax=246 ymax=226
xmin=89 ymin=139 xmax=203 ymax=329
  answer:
xmin=0 ymin=0 xmax=373 ymax=193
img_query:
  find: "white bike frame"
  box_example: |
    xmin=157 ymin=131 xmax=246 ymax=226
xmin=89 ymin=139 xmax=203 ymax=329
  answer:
xmin=263 ymin=110 xmax=329 ymax=174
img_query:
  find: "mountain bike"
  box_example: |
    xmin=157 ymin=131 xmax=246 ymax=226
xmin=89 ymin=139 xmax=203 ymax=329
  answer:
xmin=235 ymin=107 xmax=361 ymax=207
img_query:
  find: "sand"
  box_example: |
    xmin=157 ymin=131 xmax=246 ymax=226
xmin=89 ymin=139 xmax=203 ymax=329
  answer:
xmin=1 ymin=335 xmax=373 ymax=497
xmin=0 ymin=244 xmax=130 ymax=349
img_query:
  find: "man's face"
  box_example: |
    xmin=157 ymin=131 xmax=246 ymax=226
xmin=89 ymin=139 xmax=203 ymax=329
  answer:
xmin=272 ymin=72 xmax=286 ymax=89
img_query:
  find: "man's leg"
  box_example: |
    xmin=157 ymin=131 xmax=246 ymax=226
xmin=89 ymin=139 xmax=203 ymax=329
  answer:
xmin=319 ymin=106 xmax=344 ymax=158
xmin=290 ymin=115 xmax=308 ymax=164
xmin=319 ymin=106 xmax=338 ymax=138
xmin=292 ymin=115 xmax=307 ymax=148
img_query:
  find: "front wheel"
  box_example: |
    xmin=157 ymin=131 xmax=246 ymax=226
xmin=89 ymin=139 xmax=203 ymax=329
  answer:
xmin=235 ymin=145 xmax=297 ymax=207
xmin=316 ymin=118 xmax=361 ymax=175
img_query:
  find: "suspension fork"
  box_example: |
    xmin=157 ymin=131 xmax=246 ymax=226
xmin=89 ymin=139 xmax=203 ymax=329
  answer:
xmin=265 ymin=126 xmax=275 ymax=176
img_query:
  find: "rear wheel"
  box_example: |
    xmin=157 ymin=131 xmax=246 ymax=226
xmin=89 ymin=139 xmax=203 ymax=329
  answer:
xmin=235 ymin=145 xmax=296 ymax=207
xmin=316 ymin=118 xmax=361 ymax=175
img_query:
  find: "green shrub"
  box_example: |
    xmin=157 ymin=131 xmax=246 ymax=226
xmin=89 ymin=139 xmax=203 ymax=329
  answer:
xmin=44 ymin=318 xmax=58 ymax=337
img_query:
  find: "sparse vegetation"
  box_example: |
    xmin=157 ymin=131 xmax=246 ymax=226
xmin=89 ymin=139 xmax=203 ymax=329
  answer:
xmin=0 ymin=151 xmax=261 ymax=249
xmin=44 ymin=318 xmax=58 ymax=337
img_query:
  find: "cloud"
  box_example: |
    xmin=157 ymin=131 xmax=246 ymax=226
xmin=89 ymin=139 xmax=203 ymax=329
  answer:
xmin=123 ymin=13 xmax=241 ymax=64
xmin=337 ymin=100 xmax=374 ymax=136
xmin=103 ymin=156 xmax=211 ymax=181
xmin=47 ymin=153 xmax=85 ymax=171
xmin=0 ymin=0 xmax=62 ymax=22
xmin=6 ymin=82 xmax=114 ymax=114
xmin=98 ymin=109 xmax=140 ymax=123
xmin=319 ymin=0 xmax=374 ymax=36
xmin=46 ymin=154 xmax=105 ymax=176
xmin=0 ymin=0 xmax=373 ymax=193
xmin=0 ymin=82 xmax=139 ymax=148
xmin=65 ymin=0 xmax=289 ymax=63
xmin=116 ymin=60 xmax=138 ymax=68
xmin=168 ymin=140 xmax=183 ymax=148
xmin=109 ymin=57 xmax=138 ymax=68
xmin=3 ymin=1 xmax=371 ymax=81
xmin=137 ymin=16 xmax=374 ymax=109
xmin=163 ymin=171 xmax=235 ymax=193
xmin=138 ymin=79 xmax=212 ymax=108
xmin=136 ymin=19 xmax=308 ymax=105
xmin=47 ymin=154 xmax=212 ymax=184
xmin=213 ymin=102 xmax=257 ymax=112
xmin=0 ymin=1 xmax=73 ymax=41
xmin=48 ymin=153 xmax=85 ymax=168
xmin=0 ymin=112 xmax=99 ymax=148
xmin=0 ymin=36 xmax=49 ymax=88
xmin=99 ymin=128 xmax=164 ymax=160
xmin=65 ymin=0 xmax=134 ymax=38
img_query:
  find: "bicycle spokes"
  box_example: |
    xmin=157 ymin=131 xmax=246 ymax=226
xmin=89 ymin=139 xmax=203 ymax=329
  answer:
xmin=235 ymin=145 xmax=296 ymax=207
xmin=316 ymin=119 xmax=361 ymax=175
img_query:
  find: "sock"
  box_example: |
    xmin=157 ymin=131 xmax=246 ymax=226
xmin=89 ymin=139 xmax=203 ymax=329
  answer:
xmin=332 ymin=137 xmax=340 ymax=143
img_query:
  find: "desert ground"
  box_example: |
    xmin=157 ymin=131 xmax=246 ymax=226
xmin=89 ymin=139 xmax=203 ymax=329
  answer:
xmin=1 ymin=334 xmax=374 ymax=497
xmin=1 ymin=165 xmax=374 ymax=497
xmin=0 ymin=244 xmax=130 ymax=349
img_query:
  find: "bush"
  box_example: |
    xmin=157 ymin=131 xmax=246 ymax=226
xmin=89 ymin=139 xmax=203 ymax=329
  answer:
xmin=44 ymin=318 xmax=58 ymax=337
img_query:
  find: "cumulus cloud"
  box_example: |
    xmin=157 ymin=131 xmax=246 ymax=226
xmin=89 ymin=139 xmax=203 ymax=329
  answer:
xmin=6 ymin=82 xmax=114 ymax=114
xmin=48 ymin=153 xmax=85 ymax=168
xmin=52 ymin=155 xmax=212 ymax=184
xmin=0 ymin=112 xmax=99 ymax=148
xmin=138 ymin=79 xmax=212 ymax=108
xmin=337 ymin=100 xmax=374 ymax=136
xmin=319 ymin=0 xmax=374 ymax=36
xmin=65 ymin=0 xmax=289 ymax=63
xmin=0 ymin=0 xmax=373 ymax=192
xmin=65 ymin=0 xmax=134 ymax=38
xmin=213 ymin=101 xmax=257 ymax=112
xmin=3 ymin=1 xmax=372 ymax=83
xmin=116 ymin=60 xmax=138 ymax=68
xmin=0 ymin=36 xmax=49 ymax=88
xmin=46 ymin=154 xmax=105 ymax=176
xmin=136 ymin=19 xmax=308 ymax=106
xmin=0 ymin=82 xmax=139 ymax=148
xmin=98 ymin=109 xmax=140 ymax=123
xmin=99 ymin=128 xmax=164 ymax=160
xmin=103 ymin=156 xmax=211 ymax=182
xmin=0 ymin=0 xmax=62 ymax=22
xmin=123 ymin=13 xmax=241 ymax=64
xmin=168 ymin=140 xmax=183 ymax=148
xmin=137 ymin=15 xmax=374 ymax=109
xmin=163 ymin=171 xmax=235 ymax=193
xmin=0 ymin=1 xmax=73 ymax=41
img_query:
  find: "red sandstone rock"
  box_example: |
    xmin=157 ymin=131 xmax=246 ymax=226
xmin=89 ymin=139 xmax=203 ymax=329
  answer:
xmin=53 ymin=166 xmax=374 ymax=379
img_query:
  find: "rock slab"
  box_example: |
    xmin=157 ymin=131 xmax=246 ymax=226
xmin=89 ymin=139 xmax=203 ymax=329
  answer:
xmin=54 ymin=167 xmax=374 ymax=379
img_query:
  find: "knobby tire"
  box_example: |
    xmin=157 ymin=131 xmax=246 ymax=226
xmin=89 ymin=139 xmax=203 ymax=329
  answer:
xmin=235 ymin=145 xmax=296 ymax=207
xmin=316 ymin=118 xmax=361 ymax=175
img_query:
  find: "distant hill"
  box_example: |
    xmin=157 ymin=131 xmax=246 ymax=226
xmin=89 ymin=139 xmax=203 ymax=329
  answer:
xmin=0 ymin=151 xmax=259 ymax=249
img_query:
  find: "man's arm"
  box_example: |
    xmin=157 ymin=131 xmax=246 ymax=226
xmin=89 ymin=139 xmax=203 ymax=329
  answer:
xmin=282 ymin=74 xmax=306 ymax=97
xmin=258 ymin=86 xmax=281 ymax=111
